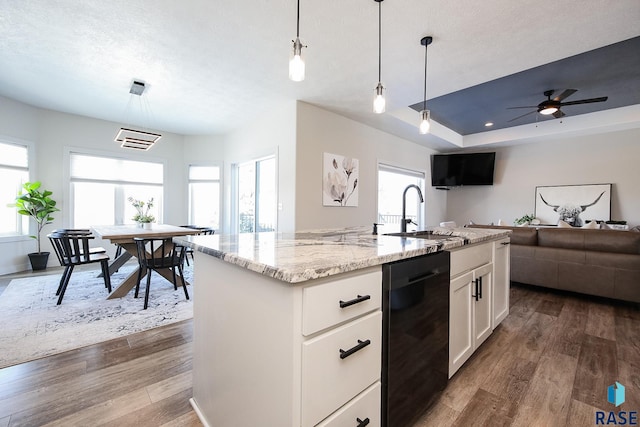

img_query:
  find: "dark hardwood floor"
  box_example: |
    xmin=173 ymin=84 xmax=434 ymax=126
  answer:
xmin=0 ymin=274 xmax=638 ymax=426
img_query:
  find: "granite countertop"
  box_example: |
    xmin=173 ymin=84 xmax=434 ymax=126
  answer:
xmin=174 ymin=226 xmax=510 ymax=284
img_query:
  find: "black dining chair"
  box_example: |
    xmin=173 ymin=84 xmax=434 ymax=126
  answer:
xmin=179 ymin=225 xmax=215 ymax=266
xmin=52 ymin=229 xmax=107 ymax=254
xmin=48 ymin=232 xmax=112 ymax=305
xmin=133 ymin=237 xmax=189 ymax=309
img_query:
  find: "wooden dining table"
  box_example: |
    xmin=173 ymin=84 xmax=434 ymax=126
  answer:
xmin=91 ymin=224 xmax=201 ymax=299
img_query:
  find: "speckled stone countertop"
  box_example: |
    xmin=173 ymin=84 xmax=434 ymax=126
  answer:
xmin=174 ymin=226 xmax=510 ymax=284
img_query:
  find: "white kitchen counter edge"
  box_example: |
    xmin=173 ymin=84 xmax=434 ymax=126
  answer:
xmin=174 ymin=226 xmax=510 ymax=284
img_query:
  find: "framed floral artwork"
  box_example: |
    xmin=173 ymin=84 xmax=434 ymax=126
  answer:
xmin=323 ymin=152 xmax=359 ymax=207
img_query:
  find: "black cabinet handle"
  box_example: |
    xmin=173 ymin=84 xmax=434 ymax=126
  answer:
xmin=472 ymin=278 xmax=479 ymax=301
xmin=339 ymin=294 xmax=371 ymax=309
xmin=501 ymin=241 xmax=510 ymax=246
xmin=478 ymin=276 xmax=483 ymax=299
xmin=356 ymin=417 xmax=370 ymax=427
xmin=339 ymin=339 xmax=371 ymax=359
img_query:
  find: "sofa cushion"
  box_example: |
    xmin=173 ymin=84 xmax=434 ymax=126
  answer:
xmin=537 ymin=228 xmax=585 ymax=250
xmin=468 ymin=225 xmax=538 ymax=245
xmin=583 ymin=229 xmax=640 ymax=255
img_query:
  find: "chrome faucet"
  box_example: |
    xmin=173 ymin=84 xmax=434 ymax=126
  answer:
xmin=401 ymin=184 xmax=424 ymax=233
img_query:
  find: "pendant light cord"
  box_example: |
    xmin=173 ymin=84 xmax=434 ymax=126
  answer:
xmin=423 ymin=42 xmax=428 ymax=111
xmin=378 ymin=0 xmax=382 ymax=82
xmin=296 ymin=0 xmax=300 ymax=37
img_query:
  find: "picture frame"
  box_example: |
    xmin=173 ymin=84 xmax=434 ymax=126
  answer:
xmin=322 ymin=152 xmax=359 ymax=207
xmin=534 ymin=183 xmax=612 ymax=226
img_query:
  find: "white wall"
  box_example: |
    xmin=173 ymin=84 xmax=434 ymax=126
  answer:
xmin=445 ymin=128 xmax=640 ymax=227
xmin=184 ymin=100 xmax=297 ymax=233
xmin=0 ymin=96 xmax=187 ymax=274
xmin=295 ymin=102 xmax=446 ymax=231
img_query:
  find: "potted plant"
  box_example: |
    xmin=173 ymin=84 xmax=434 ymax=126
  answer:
xmin=10 ymin=181 xmax=60 ymax=270
xmin=128 ymin=197 xmax=155 ymax=229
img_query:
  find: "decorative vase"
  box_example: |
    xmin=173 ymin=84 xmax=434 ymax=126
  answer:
xmin=143 ymin=222 xmax=152 ymax=229
xmin=28 ymin=252 xmax=50 ymax=271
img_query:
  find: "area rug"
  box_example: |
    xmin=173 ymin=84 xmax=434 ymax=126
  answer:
xmin=0 ymin=265 xmax=193 ymax=369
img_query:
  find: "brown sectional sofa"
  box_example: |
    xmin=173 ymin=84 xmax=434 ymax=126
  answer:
xmin=469 ymin=225 xmax=640 ymax=303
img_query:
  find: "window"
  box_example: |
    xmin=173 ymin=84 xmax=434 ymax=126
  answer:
xmin=69 ymin=153 xmax=163 ymax=228
xmin=188 ymin=165 xmax=221 ymax=230
xmin=234 ymin=156 xmax=276 ymax=233
xmin=0 ymin=141 xmax=29 ymax=237
xmin=377 ymin=164 xmax=425 ymax=233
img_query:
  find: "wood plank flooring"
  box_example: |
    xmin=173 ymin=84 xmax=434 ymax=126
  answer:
xmin=0 ymin=276 xmax=638 ymax=426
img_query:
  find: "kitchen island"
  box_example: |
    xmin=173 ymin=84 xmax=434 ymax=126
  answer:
xmin=175 ymin=226 xmax=510 ymax=427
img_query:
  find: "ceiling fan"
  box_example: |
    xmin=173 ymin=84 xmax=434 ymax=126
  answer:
xmin=507 ymin=89 xmax=608 ymax=122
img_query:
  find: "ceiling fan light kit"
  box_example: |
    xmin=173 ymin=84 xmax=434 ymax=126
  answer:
xmin=289 ymin=0 xmax=306 ymax=82
xmin=373 ymin=0 xmax=385 ymax=114
xmin=508 ymin=88 xmax=608 ymax=122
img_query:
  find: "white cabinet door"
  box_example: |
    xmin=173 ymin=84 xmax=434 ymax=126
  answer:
xmin=492 ymin=238 xmax=510 ymax=328
xmin=473 ymin=263 xmax=493 ymax=349
xmin=449 ymin=271 xmax=474 ymax=377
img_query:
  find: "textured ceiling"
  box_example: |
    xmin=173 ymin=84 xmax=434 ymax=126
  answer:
xmin=0 ymin=0 xmax=639 ymax=150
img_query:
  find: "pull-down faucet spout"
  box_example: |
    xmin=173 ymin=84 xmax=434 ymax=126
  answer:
xmin=401 ymin=184 xmax=424 ymax=233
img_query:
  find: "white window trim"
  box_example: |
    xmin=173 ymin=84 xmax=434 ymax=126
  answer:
xmin=376 ymin=161 xmax=427 ymax=229
xmin=230 ymin=152 xmax=278 ymax=234
xmin=63 ymin=146 xmax=167 ymax=228
xmin=0 ymin=135 xmax=36 ymax=243
xmin=187 ymin=162 xmax=223 ymax=228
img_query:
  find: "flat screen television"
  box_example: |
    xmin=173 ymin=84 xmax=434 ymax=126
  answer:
xmin=431 ymin=152 xmax=496 ymax=187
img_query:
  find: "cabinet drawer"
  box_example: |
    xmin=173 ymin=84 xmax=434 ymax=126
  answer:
xmin=302 ymin=311 xmax=382 ymax=427
xmin=317 ymin=382 xmax=381 ymax=427
xmin=450 ymin=242 xmax=492 ymax=278
xmin=302 ymin=269 xmax=381 ymax=336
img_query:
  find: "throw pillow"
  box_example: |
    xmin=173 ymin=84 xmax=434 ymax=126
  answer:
xmin=582 ymin=221 xmax=599 ymax=229
xmin=557 ymin=220 xmax=572 ymax=228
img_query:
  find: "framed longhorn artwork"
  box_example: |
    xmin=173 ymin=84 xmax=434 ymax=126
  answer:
xmin=534 ymin=183 xmax=612 ymax=226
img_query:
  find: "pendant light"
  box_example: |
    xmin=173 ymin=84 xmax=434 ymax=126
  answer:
xmin=373 ymin=0 xmax=385 ymax=114
xmin=419 ymin=36 xmax=433 ymax=134
xmin=289 ymin=0 xmax=306 ymax=82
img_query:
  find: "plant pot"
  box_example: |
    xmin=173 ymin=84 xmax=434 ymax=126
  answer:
xmin=28 ymin=252 xmax=50 ymax=271
xmin=143 ymin=223 xmax=152 ymax=229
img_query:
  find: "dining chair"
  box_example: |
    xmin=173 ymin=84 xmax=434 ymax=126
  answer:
xmin=133 ymin=237 xmax=189 ymax=309
xmin=179 ymin=225 xmax=215 ymax=266
xmin=48 ymin=232 xmax=112 ymax=305
xmin=52 ymin=229 xmax=107 ymax=254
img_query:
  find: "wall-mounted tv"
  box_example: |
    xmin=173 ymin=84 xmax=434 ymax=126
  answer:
xmin=431 ymin=152 xmax=496 ymax=187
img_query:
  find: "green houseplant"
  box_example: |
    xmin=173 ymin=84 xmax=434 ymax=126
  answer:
xmin=11 ymin=181 xmax=59 ymax=270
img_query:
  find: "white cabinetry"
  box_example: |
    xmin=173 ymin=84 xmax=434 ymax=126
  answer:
xmin=191 ymin=254 xmax=382 ymax=427
xmin=448 ymin=242 xmax=494 ymax=377
xmin=492 ymin=237 xmax=510 ymax=328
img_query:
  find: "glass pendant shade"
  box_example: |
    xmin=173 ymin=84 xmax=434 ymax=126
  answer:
xmin=289 ymin=38 xmax=305 ymax=82
xmin=419 ymin=110 xmax=431 ymax=134
xmin=373 ymin=82 xmax=386 ymax=114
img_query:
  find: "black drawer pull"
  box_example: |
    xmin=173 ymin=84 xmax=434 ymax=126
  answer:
xmin=478 ymin=276 xmax=483 ymax=299
xmin=501 ymin=242 xmax=510 ymax=246
xmin=339 ymin=339 xmax=371 ymax=359
xmin=356 ymin=417 xmax=370 ymax=427
xmin=339 ymin=294 xmax=371 ymax=308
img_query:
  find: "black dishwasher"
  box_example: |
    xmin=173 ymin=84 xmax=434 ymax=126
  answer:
xmin=381 ymin=251 xmax=450 ymax=427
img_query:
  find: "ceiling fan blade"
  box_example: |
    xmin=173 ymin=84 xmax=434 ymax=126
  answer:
xmin=553 ymin=89 xmax=577 ymax=102
xmin=508 ymin=110 xmax=537 ymax=123
xmin=552 ymin=110 xmax=566 ymax=119
xmin=506 ymin=106 xmax=538 ymax=109
xmin=560 ymin=96 xmax=608 ymax=106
